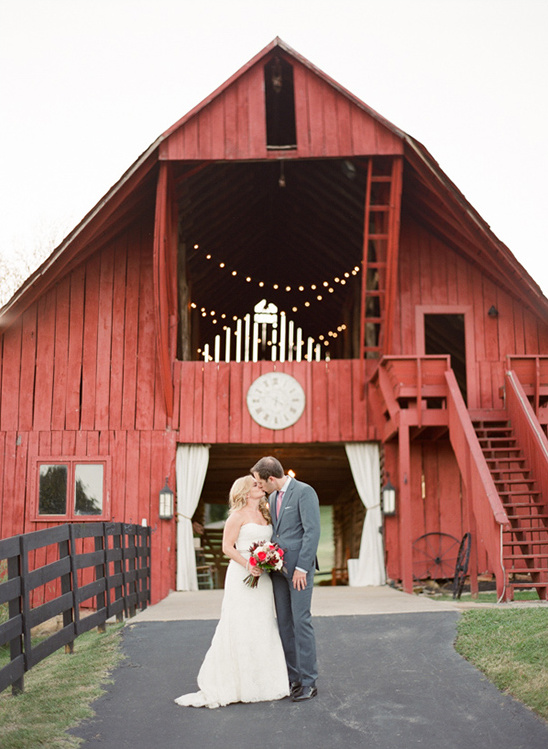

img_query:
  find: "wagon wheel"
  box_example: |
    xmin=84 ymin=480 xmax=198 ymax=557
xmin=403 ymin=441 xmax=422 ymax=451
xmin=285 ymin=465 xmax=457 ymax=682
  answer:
xmin=452 ymin=533 xmax=471 ymax=599
xmin=412 ymin=532 xmax=460 ymax=580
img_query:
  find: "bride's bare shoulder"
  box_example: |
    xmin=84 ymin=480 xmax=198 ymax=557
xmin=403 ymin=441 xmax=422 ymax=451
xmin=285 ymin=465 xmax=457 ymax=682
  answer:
xmin=225 ymin=509 xmax=245 ymax=528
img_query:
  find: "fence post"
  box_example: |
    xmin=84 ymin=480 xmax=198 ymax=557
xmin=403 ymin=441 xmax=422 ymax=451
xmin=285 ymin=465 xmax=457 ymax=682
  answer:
xmin=59 ymin=533 xmax=75 ymax=655
xmin=95 ymin=526 xmax=107 ymax=633
xmin=8 ymin=548 xmax=24 ymax=695
xmin=124 ymin=525 xmax=138 ymax=619
xmin=112 ymin=524 xmax=124 ymax=623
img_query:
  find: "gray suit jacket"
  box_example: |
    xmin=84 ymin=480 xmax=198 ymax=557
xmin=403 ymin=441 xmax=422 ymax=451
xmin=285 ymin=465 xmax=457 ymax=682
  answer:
xmin=270 ymin=478 xmax=321 ymax=575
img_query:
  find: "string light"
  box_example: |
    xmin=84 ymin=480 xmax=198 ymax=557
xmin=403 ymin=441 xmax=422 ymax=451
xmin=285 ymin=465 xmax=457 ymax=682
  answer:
xmin=190 ymin=246 xmax=358 ymax=348
xmin=193 ymin=301 xmax=348 ymax=345
xmin=190 ymin=246 xmax=361 ymax=294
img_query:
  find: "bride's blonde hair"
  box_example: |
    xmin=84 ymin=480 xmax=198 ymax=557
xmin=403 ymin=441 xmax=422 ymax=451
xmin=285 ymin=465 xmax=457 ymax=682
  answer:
xmin=228 ymin=475 xmax=271 ymax=523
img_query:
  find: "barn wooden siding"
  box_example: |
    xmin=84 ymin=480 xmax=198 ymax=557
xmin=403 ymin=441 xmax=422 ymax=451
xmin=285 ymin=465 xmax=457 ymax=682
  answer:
xmin=159 ymin=50 xmax=403 ymax=163
xmin=173 ymin=360 xmax=379 ymax=444
xmin=382 ymin=439 xmax=488 ymax=582
xmin=395 ymin=217 xmax=548 ymax=409
xmin=0 ymin=215 xmax=176 ymax=603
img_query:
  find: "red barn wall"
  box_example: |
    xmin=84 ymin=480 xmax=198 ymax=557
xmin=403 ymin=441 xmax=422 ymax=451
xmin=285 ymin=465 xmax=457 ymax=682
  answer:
xmin=160 ymin=53 xmax=403 ymax=162
xmin=395 ymin=216 xmax=548 ymax=403
xmin=383 ymin=215 xmax=548 ymax=582
xmin=173 ymin=359 xmax=380 ymax=444
xmin=383 ymin=439 xmax=489 ymax=583
xmin=0 ymin=212 xmax=176 ymax=603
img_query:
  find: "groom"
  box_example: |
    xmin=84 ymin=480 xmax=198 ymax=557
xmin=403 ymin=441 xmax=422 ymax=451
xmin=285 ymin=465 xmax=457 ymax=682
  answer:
xmin=251 ymin=456 xmax=321 ymax=701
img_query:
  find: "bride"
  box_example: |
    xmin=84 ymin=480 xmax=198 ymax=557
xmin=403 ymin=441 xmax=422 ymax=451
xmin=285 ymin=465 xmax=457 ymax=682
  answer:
xmin=175 ymin=475 xmax=290 ymax=708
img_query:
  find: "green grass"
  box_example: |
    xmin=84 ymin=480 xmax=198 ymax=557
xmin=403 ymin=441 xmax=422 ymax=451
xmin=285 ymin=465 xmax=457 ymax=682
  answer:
xmin=438 ymin=590 xmax=540 ymax=603
xmin=0 ymin=624 xmax=124 ymax=749
xmin=456 ymin=608 xmax=548 ymax=721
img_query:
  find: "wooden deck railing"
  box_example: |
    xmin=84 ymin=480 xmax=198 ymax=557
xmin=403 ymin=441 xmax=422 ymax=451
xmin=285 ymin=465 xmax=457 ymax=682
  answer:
xmin=374 ymin=355 xmax=450 ymax=435
xmin=0 ymin=522 xmax=151 ymax=695
xmin=507 ymin=356 xmax=548 ymax=423
xmin=445 ymin=369 xmax=509 ymax=598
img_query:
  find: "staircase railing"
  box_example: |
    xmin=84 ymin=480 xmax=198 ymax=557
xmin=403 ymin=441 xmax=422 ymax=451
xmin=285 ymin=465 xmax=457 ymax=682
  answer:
xmin=445 ymin=369 xmax=509 ymax=598
xmin=505 ymin=370 xmax=548 ymax=514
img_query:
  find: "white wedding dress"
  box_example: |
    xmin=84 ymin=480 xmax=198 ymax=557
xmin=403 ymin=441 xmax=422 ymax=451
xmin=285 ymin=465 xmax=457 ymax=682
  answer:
xmin=175 ymin=523 xmax=289 ymax=708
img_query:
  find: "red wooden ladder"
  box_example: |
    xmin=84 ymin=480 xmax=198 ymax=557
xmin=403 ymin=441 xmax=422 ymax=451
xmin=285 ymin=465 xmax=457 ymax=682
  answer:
xmin=360 ymin=157 xmax=402 ymax=359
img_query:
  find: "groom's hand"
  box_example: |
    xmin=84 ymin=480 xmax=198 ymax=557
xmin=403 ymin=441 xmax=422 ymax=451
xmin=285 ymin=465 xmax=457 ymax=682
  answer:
xmin=292 ymin=569 xmax=307 ymax=590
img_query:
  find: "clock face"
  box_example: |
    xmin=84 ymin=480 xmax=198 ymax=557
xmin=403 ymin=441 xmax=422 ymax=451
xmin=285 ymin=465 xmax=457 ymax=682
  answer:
xmin=246 ymin=373 xmax=306 ymax=430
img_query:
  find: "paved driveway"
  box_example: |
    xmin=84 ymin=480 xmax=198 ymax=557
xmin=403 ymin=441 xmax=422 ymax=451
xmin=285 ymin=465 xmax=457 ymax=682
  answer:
xmin=71 ymin=590 xmax=548 ymax=749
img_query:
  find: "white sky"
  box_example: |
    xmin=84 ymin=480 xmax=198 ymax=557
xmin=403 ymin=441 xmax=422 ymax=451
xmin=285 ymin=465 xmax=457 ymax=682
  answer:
xmin=1 ymin=0 xmax=547 ymax=293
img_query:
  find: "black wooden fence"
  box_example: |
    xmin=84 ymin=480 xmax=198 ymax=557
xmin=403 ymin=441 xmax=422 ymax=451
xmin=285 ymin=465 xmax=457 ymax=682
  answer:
xmin=0 ymin=522 xmax=151 ymax=695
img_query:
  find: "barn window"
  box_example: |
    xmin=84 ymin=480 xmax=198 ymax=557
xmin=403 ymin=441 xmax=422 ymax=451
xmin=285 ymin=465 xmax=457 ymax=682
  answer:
xmin=264 ymin=56 xmax=297 ymax=149
xmin=36 ymin=459 xmax=108 ymax=520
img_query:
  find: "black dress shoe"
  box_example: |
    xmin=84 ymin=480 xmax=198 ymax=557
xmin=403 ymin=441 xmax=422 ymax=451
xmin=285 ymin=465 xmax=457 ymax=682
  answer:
xmin=291 ymin=685 xmax=317 ymax=702
xmin=289 ymin=682 xmax=302 ymax=697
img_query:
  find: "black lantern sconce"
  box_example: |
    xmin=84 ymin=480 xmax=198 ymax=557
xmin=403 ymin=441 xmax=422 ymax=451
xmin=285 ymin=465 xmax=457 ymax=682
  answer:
xmin=159 ymin=477 xmax=174 ymax=520
xmin=381 ymin=474 xmax=396 ymax=516
xmin=487 ymin=305 xmax=499 ymax=318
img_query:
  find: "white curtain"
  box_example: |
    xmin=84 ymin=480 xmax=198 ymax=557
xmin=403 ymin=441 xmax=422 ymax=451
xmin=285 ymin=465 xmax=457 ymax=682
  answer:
xmin=176 ymin=444 xmax=210 ymax=591
xmin=344 ymin=443 xmax=385 ymax=586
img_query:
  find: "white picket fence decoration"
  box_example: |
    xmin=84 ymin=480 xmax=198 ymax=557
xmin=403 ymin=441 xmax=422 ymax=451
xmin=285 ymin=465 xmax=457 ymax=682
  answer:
xmin=202 ymin=302 xmax=329 ymax=363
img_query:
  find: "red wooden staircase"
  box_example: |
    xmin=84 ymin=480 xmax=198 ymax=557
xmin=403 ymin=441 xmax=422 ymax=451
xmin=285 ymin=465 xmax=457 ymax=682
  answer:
xmin=474 ymin=420 xmax=548 ymax=601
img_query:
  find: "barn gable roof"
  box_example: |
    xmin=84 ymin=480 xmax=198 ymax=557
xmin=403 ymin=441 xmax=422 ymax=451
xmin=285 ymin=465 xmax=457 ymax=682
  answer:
xmin=159 ymin=37 xmax=403 ymax=160
xmin=1 ymin=37 xmax=546 ymax=333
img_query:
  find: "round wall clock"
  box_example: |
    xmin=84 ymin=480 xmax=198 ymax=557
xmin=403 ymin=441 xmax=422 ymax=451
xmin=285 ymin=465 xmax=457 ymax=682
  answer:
xmin=246 ymin=372 xmax=306 ymax=430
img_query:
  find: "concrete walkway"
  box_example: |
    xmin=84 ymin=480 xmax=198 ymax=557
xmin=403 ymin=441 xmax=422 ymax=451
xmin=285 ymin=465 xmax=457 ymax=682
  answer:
xmin=72 ymin=587 xmax=548 ymax=749
xmin=130 ymin=585 xmax=465 ymax=621
xmin=129 ymin=584 xmax=547 ymax=621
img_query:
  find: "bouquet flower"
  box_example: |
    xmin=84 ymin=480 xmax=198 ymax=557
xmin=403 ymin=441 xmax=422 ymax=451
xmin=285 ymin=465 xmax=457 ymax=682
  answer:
xmin=244 ymin=540 xmax=286 ymax=588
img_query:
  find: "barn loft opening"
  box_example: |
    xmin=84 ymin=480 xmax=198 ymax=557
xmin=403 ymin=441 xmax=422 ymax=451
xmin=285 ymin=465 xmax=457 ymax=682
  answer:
xmin=264 ymin=56 xmax=297 ymax=149
xmin=176 ymin=157 xmax=375 ymax=361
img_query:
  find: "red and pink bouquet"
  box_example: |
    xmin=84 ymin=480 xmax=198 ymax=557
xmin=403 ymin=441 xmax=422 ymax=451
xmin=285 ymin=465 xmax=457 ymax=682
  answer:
xmin=244 ymin=540 xmax=286 ymax=588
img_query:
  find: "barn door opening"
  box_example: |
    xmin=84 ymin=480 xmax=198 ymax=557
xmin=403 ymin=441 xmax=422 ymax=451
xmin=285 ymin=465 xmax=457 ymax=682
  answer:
xmin=188 ymin=443 xmax=375 ymax=589
xmin=424 ymin=314 xmax=467 ymax=403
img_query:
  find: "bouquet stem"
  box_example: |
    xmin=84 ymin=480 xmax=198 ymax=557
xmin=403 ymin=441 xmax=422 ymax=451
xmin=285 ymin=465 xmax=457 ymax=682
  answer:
xmin=243 ymin=573 xmax=260 ymax=588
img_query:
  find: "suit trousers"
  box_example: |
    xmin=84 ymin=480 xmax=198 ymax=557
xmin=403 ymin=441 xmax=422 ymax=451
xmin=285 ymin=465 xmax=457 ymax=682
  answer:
xmin=271 ymin=568 xmax=318 ymax=687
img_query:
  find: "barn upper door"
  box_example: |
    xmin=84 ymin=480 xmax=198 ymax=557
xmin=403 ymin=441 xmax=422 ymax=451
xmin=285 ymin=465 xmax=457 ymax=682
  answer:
xmin=415 ymin=306 xmax=476 ymax=408
xmin=424 ymin=314 xmax=467 ymax=402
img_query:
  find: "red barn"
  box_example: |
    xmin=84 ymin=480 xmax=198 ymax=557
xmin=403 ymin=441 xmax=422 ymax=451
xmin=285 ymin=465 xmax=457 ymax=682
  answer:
xmin=1 ymin=38 xmax=547 ymax=603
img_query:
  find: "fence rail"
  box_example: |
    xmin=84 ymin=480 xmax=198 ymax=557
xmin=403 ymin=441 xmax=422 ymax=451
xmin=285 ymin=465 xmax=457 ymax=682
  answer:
xmin=0 ymin=522 xmax=151 ymax=695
